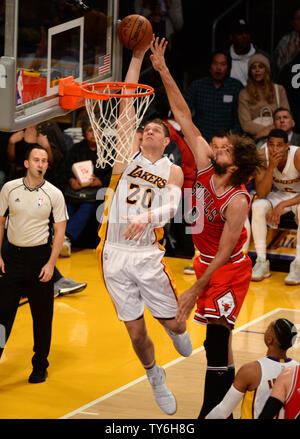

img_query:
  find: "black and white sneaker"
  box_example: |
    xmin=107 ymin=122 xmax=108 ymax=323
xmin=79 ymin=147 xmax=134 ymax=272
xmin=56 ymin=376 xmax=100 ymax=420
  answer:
xmin=54 ymin=278 xmax=87 ymax=296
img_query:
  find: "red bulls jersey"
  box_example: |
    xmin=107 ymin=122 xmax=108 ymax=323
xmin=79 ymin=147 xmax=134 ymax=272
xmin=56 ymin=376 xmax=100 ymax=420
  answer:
xmin=191 ymin=165 xmax=250 ymax=263
xmin=285 ymin=365 xmax=300 ymax=419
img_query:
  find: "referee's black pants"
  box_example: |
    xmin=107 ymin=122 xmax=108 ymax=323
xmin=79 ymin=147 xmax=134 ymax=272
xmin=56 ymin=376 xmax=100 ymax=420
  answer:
xmin=0 ymin=243 xmax=54 ymax=371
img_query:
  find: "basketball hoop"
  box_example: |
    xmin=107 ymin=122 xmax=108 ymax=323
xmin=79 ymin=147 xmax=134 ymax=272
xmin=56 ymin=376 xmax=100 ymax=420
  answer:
xmin=59 ymin=76 xmax=155 ymax=168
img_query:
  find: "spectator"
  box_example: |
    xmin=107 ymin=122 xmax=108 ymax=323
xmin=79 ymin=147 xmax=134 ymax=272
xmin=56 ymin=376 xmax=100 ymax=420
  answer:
xmin=256 ymin=107 xmax=300 ymax=149
xmin=251 ymin=129 xmax=300 ymax=284
xmin=184 ymin=51 xmax=243 ymax=143
xmin=238 ymin=54 xmax=290 ymax=140
xmin=134 ymin=0 xmax=183 ymax=42
xmin=206 ymin=318 xmax=298 ymax=419
xmin=6 ymin=121 xmax=69 ymax=191
xmin=259 ymin=364 xmax=300 ymax=419
xmin=272 ymin=7 xmax=300 ymax=80
xmin=228 ymin=18 xmax=269 ymax=87
xmin=278 ymin=52 xmax=300 ymax=134
xmin=61 ymin=114 xmax=112 ymax=257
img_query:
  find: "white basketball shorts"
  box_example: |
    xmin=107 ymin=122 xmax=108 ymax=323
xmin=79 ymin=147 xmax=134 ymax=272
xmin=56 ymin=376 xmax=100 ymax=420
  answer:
xmin=102 ymin=242 xmax=178 ymax=322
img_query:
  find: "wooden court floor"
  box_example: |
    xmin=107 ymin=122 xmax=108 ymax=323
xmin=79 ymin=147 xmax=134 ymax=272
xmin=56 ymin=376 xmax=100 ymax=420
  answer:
xmin=0 ymin=248 xmax=299 ymax=419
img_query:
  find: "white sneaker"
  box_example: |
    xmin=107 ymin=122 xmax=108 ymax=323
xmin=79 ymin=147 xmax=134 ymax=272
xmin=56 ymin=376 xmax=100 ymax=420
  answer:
xmin=184 ymin=266 xmax=195 ymax=275
xmin=165 ymin=329 xmax=193 ymax=357
xmin=285 ymin=260 xmax=300 ymax=285
xmin=60 ymin=236 xmax=71 ymax=257
xmin=147 ymin=366 xmax=176 ymax=415
xmin=251 ymin=257 xmax=271 ymax=281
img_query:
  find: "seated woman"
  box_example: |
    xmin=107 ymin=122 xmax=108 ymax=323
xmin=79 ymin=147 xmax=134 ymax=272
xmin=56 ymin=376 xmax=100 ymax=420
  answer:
xmin=6 ymin=121 xmax=68 ymax=190
xmin=238 ymin=54 xmax=290 ymax=141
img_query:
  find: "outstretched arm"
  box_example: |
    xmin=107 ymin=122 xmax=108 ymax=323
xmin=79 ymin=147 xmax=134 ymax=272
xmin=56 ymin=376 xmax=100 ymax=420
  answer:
xmin=150 ymin=37 xmax=212 ymax=170
xmin=113 ymin=45 xmax=150 ymax=175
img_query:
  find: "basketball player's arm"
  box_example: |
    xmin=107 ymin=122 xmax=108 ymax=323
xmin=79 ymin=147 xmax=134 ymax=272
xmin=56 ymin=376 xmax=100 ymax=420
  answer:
xmin=0 ymin=216 xmax=6 ymax=276
xmin=39 ymin=220 xmax=66 ymax=282
xmin=113 ymin=45 xmax=150 ymax=176
xmin=122 ymin=165 xmax=183 ymax=241
xmin=206 ymin=361 xmax=259 ymax=418
xmin=255 ymin=147 xmax=279 ymax=198
xmin=269 ymin=192 xmax=300 ymax=226
xmin=150 ymin=37 xmax=212 ymax=170
xmin=176 ymin=194 xmax=248 ymax=321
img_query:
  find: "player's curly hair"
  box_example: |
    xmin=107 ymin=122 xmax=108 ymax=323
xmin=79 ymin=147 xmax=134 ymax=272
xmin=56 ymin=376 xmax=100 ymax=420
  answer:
xmin=227 ymin=133 xmax=265 ymax=187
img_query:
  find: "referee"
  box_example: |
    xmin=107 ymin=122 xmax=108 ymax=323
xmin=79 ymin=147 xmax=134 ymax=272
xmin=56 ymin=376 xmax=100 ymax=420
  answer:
xmin=0 ymin=144 xmax=68 ymax=383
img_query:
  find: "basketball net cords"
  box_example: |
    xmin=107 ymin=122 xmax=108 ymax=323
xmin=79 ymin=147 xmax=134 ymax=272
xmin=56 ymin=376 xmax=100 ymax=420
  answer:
xmin=85 ymin=85 xmax=154 ymax=169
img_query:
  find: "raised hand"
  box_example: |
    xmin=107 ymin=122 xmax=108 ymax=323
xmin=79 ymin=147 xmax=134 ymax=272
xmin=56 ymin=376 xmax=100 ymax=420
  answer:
xmin=176 ymin=288 xmax=199 ymax=322
xmin=149 ymin=37 xmax=168 ymax=72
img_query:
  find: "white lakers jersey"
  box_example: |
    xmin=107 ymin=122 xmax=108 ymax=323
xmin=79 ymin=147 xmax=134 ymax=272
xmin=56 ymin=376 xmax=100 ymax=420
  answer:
xmin=241 ymin=356 xmax=298 ymax=419
xmin=265 ymin=145 xmax=300 ymax=192
xmin=105 ymin=152 xmax=173 ymax=247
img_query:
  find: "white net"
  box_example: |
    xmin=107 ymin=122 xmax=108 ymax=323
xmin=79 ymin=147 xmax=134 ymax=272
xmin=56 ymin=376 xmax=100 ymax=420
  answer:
xmin=84 ymin=83 xmax=154 ymax=169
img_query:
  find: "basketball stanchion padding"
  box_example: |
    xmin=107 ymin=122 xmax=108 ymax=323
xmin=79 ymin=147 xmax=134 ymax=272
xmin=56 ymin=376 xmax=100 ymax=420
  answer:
xmin=59 ymin=76 xmax=155 ymax=169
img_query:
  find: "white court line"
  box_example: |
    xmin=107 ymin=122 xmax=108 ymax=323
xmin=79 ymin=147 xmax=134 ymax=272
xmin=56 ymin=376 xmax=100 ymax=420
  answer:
xmin=60 ymin=307 xmax=299 ymax=419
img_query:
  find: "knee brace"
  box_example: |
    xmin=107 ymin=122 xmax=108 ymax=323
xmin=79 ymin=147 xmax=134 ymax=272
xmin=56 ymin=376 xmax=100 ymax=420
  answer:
xmin=204 ymin=324 xmax=230 ymax=368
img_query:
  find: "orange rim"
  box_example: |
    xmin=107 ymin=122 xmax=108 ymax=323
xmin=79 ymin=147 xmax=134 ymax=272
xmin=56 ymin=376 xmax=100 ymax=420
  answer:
xmin=59 ymin=77 xmax=154 ymax=109
xmin=80 ymin=81 xmax=154 ymax=100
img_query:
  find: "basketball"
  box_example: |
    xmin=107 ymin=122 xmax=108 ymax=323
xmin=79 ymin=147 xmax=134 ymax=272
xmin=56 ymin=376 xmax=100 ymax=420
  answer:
xmin=118 ymin=14 xmax=153 ymax=51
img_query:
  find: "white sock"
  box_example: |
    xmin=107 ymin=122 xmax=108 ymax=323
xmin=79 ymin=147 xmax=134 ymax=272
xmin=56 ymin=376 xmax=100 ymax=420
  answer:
xmin=251 ymin=198 xmax=270 ymax=260
xmin=145 ymin=363 xmax=158 ymax=377
xmin=295 ymin=244 xmax=300 ymax=263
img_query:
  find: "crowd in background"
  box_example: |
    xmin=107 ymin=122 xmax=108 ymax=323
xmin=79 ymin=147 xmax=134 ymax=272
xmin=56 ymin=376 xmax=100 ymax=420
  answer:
xmin=1 ymin=3 xmax=300 ymax=262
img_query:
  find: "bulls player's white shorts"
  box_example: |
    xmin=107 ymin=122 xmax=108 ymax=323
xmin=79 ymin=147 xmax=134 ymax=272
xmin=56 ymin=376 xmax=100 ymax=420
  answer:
xmin=102 ymin=241 xmax=178 ymax=322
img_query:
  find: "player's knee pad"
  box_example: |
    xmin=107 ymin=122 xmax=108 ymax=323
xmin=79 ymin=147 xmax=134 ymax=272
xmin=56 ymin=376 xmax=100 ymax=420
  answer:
xmin=204 ymin=324 xmax=230 ymax=368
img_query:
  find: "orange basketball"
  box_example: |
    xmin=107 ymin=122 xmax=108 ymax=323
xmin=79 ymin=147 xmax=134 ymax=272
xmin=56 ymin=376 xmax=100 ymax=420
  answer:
xmin=118 ymin=14 xmax=153 ymax=51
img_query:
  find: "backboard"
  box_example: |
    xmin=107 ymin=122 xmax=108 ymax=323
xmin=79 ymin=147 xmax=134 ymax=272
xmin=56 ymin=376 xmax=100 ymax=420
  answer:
xmin=0 ymin=0 xmax=122 ymax=131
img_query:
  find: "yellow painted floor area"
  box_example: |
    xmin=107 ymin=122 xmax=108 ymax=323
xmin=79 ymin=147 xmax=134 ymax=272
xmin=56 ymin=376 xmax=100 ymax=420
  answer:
xmin=0 ymin=248 xmax=299 ymax=419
